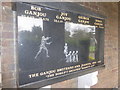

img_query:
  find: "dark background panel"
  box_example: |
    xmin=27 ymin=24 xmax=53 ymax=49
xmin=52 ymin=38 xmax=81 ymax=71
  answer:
xmin=17 ymin=2 xmax=105 ymax=87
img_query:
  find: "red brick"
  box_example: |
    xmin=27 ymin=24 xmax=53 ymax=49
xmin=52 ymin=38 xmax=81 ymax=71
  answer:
xmin=2 ymin=2 xmax=12 ymax=8
xmin=2 ymin=39 xmax=14 ymax=47
xmin=84 ymin=2 xmax=90 ymax=7
xmin=2 ymin=72 xmax=15 ymax=82
xmin=2 ymin=63 xmax=15 ymax=72
xmin=2 ymin=79 xmax=17 ymax=88
xmin=2 ymin=32 xmax=14 ymax=39
xmin=2 ymin=5 xmax=13 ymax=23
xmin=3 ymin=23 xmax=14 ymax=32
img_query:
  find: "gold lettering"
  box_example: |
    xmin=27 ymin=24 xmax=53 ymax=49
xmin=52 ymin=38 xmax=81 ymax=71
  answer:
xmin=78 ymin=16 xmax=89 ymax=20
xmin=46 ymin=74 xmax=54 ymax=78
xmin=98 ymin=61 xmax=101 ymax=63
xmin=56 ymin=15 xmax=71 ymax=21
xmin=24 ymin=10 xmax=29 ymax=14
xmin=61 ymin=12 xmax=68 ymax=16
xmin=29 ymin=75 xmax=32 ymax=78
xmin=92 ymin=62 xmax=97 ymax=64
xmin=24 ymin=10 xmax=46 ymax=17
xmin=29 ymin=73 xmax=39 ymax=78
xmin=31 ymin=6 xmax=42 ymax=11
xmin=95 ymin=19 xmax=102 ymax=23
xmin=40 ymin=72 xmax=44 ymax=76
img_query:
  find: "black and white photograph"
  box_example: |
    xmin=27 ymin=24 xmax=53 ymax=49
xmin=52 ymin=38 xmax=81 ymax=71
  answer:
xmin=65 ymin=22 xmax=96 ymax=64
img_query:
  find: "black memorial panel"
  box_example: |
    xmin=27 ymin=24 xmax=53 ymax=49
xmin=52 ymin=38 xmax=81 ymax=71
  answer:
xmin=16 ymin=2 xmax=105 ymax=87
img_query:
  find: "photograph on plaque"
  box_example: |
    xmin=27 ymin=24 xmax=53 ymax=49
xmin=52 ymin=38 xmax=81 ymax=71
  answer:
xmin=65 ymin=22 xmax=96 ymax=63
xmin=17 ymin=2 xmax=104 ymax=86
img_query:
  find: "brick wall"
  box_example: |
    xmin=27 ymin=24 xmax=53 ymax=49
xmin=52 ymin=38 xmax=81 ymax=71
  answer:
xmin=0 ymin=0 xmax=2 ymax=88
xmin=119 ymin=2 xmax=120 ymax=88
xmin=1 ymin=2 xmax=17 ymax=88
xmin=0 ymin=2 xmax=118 ymax=88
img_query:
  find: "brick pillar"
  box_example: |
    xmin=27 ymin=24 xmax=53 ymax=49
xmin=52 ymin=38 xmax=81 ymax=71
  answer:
xmin=1 ymin=2 xmax=17 ymax=88
xmin=119 ymin=2 xmax=120 ymax=87
xmin=0 ymin=0 xmax=2 ymax=88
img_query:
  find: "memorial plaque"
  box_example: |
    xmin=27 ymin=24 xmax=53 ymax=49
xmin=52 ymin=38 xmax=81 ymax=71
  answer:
xmin=16 ymin=2 xmax=105 ymax=87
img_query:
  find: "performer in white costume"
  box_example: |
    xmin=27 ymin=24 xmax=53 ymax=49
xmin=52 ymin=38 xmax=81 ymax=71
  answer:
xmin=64 ymin=43 xmax=79 ymax=63
xmin=35 ymin=36 xmax=52 ymax=59
xmin=64 ymin=43 xmax=68 ymax=56
xmin=72 ymin=51 xmax=75 ymax=62
xmin=66 ymin=51 xmax=72 ymax=62
xmin=75 ymin=51 xmax=79 ymax=62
